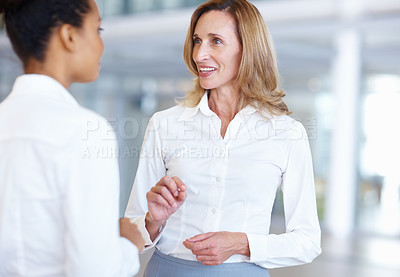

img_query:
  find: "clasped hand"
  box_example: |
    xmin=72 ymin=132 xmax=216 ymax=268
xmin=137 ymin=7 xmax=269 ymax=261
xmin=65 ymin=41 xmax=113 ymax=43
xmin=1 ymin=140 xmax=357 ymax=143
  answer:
xmin=183 ymin=232 xmax=250 ymax=265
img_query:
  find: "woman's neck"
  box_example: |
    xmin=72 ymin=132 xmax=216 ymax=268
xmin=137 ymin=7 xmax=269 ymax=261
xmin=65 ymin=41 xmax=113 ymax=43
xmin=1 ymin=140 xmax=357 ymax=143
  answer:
xmin=208 ymin=88 xmax=240 ymax=138
xmin=24 ymin=55 xmax=70 ymax=89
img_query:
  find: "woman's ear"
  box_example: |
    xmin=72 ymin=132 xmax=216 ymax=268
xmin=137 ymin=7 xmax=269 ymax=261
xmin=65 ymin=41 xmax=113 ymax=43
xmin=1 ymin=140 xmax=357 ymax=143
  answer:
xmin=58 ymin=24 xmax=78 ymax=52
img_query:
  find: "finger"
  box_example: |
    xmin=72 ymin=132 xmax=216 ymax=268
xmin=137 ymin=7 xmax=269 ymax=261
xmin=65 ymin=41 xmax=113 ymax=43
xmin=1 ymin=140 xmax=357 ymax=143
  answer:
xmin=186 ymin=232 xmax=214 ymax=242
xmin=191 ymin=248 xmax=218 ymax=256
xmin=182 ymin=240 xmax=207 ymax=252
xmin=172 ymin=176 xmax=187 ymax=192
xmin=183 ymin=239 xmax=209 ymax=252
xmin=157 ymin=176 xmax=180 ymax=197
xmin=150 ymin=186 xmax=178 ymax=208
xmin=195 ymin=255 xmax=223 ymax=266
xmin=201 ymin=260 xmax=223 ymax=266
xmin=177 ymin=190 xmax=187 ymax=203
xmin=173 ymin=176 xmax=187 ymax=203
xmin=147 ymin=190 xmax=172 ymax=208
xmin=182 ymin=240 xmax=193 ymax=250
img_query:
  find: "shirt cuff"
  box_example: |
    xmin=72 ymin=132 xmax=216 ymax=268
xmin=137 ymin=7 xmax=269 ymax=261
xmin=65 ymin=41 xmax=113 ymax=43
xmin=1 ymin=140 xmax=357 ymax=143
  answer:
xmin=130 ymin=215 xmax=165 ymax=252
xmin=247 ymin=233 xmax=269 ymax=262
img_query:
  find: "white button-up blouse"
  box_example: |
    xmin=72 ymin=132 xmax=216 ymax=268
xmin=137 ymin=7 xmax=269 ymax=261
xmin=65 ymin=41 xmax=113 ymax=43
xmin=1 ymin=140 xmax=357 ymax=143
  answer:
xmin=0 ymin=74 xmax=139 ymax=277
xmin=125 ymin=92 xmax=321 ymax=269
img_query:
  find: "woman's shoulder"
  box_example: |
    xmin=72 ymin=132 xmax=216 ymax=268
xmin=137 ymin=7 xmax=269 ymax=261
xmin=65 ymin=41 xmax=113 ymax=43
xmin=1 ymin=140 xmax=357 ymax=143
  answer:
xmin=62 ymin=105 xmax=115 ymax=140
xmin=151 ymin=104 xmax=186 ymax=123
xmin=273 ymin=114 xmax=308 ymax=139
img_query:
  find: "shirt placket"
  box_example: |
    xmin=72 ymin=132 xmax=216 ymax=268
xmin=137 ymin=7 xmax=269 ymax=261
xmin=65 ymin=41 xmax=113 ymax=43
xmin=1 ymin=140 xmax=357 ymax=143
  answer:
xmin=204 ymin=140 xmax=227 ymax=231
xmin=202 ymin=114 xmax=242 ymax=231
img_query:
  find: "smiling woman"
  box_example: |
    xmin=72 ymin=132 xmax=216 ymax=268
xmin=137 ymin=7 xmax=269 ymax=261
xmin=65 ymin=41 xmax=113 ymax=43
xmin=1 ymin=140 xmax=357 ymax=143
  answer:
xmin=125 ymin=0 xmax=321 ymax=276
xmin=0 ymin=0 xmax=143 ymax=276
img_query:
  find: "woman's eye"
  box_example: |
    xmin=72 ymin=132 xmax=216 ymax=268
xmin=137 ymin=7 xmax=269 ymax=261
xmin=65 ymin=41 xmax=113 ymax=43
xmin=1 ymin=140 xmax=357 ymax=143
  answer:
xmin=193 ymin=38 xmax=201 ymax=44
xmin=213 ymin=38 xmax=222 ymax=44
xmin=98 ymin=27 xmax=104 ymax=34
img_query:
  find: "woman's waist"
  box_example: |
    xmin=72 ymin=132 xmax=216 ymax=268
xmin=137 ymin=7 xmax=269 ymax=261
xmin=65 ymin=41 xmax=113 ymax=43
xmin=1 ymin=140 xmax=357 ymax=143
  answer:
xmin=155 ymin=245 xmax=249 ymax=264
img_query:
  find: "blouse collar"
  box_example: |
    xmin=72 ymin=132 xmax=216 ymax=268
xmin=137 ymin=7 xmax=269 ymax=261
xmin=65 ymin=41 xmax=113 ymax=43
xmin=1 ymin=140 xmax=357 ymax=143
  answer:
xmin=9 ymin=74 xmax=78 ymax=106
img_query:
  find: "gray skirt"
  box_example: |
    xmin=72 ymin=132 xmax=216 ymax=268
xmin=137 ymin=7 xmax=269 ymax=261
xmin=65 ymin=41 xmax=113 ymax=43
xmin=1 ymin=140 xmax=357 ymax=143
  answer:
xmin=145 ymin=249 xmax=270 ymax=277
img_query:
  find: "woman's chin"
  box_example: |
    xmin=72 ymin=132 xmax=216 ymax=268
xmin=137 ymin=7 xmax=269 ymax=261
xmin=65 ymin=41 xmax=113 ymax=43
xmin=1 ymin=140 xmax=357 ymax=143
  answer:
xmin=199 ymin=82 xmax=215 ymax=90
xmin=76 ymin=74 xmax=99 ymax=84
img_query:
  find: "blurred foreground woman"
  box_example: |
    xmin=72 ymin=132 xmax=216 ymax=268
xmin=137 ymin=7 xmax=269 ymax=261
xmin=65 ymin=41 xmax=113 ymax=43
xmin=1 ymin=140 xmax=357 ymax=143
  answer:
xmin=0 ymin=0 xmax=144 ymax=276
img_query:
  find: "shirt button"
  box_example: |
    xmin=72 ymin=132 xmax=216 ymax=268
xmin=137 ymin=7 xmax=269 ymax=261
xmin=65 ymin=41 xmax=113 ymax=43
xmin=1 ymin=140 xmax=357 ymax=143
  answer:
xmin=211 ymin=208 xmax=217 ymax=214
xmin=216 ymin=177 xmax=221 ymax=182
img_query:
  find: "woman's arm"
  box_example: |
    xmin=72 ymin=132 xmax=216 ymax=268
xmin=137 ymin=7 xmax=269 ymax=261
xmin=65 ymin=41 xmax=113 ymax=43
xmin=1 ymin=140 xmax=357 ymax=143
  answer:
xmin=246 ymin=122 xmax=321 ymax=268
xmin=183 ymin=121 xmax=321 ymax=268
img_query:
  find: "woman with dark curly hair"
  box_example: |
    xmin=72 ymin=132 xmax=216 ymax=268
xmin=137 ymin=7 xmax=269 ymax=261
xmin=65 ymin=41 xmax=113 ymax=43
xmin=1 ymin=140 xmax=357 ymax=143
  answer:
xmin=0 ymin=1 xmax=143 ymax=276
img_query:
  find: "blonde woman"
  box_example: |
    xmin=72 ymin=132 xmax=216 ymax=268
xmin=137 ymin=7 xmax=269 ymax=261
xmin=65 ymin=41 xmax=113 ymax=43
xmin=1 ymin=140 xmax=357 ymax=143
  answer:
xmin=126 ymin=0 xmax=321 ymax=276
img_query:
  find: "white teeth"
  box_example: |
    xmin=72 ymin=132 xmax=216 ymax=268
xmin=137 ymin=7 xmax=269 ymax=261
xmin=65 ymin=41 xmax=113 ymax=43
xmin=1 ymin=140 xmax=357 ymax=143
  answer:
xmin=200 ymin=67 xmax=216 ymax=73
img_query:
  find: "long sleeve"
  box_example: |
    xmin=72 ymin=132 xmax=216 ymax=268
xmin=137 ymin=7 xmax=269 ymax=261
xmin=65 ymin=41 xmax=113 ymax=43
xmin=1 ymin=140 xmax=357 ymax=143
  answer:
xmin=246 ymin=122 xmax=321 ymax=268
xmin=64 ymin=117 xmax=140 ymax=277
xmin=125 ymin=115 xmax=167 ymax=249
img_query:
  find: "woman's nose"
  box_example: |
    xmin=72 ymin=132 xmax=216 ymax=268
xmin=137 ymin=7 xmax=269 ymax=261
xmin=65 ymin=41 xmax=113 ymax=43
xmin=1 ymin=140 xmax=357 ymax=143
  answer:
xmin=194 ymin=43 xmax=210 ymax=62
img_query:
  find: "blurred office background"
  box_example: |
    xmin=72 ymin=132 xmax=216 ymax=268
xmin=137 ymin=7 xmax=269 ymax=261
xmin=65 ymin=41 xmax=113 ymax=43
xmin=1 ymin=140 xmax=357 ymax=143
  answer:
xmin=1 ymin=0 xmax=400 ymax=276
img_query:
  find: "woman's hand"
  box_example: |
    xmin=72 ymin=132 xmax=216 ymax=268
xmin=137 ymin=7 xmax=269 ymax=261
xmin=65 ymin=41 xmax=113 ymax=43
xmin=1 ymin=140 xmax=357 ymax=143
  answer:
xmin=183 ymin=232 xmax=250 ymax=265
xmin=119 ymin=217 xmax=145 ymax=251
xmin=145 ymin=176 xmax=187 ymax=240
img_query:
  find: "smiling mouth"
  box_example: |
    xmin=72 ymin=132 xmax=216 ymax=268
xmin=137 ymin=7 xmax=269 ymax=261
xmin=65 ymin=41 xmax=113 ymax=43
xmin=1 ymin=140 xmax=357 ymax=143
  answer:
xmin=199 ymin=67 xmax=217 ymax=73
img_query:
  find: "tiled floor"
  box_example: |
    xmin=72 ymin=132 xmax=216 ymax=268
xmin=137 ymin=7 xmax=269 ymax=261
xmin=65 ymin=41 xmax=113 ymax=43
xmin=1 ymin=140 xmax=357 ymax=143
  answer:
xmin=135 ymin=234 xmax=400 ymax=277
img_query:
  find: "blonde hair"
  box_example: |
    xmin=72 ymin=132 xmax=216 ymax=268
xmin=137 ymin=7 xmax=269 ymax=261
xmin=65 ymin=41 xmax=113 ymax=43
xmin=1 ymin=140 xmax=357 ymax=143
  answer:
xmin=182 ymin=0 xmax=290 ymax=115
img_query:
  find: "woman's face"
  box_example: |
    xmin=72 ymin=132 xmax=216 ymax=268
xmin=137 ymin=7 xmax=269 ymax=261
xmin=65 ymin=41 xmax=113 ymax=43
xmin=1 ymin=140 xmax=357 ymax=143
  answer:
xmin=192 ymin=10 xmax=242 ymax=92
xmin=73 ymin=0 xmax=104 ymax=83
